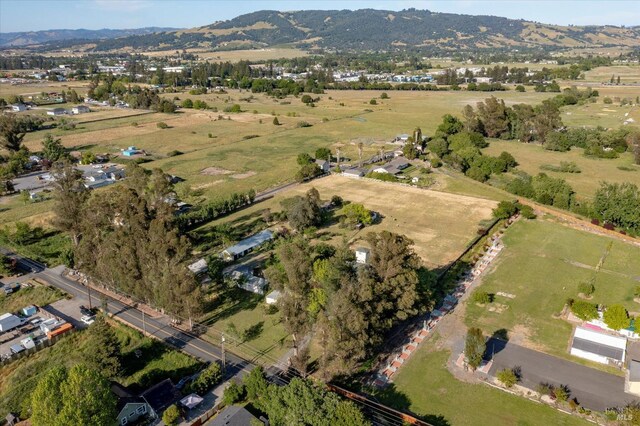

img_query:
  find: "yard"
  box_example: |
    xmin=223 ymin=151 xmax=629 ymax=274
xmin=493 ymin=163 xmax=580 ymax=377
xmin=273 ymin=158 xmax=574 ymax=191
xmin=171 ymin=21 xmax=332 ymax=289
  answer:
xmin=0 ymin=283 xmax=67 ymax=313
xmin=0 ymin=319 xmax=201 ymax=416
xmin=464 ymin=218 xmax=640 ymax=361
xmin=374 ymin=343 xmax=590 ymax=426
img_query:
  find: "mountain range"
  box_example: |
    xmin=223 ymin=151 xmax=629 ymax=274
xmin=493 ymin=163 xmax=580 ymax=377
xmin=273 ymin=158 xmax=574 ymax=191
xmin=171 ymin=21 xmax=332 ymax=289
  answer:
xmin=0 ymin=27 xmax=178 ymax=48
xmin=2 ymin=9 xmax=640 ymax=53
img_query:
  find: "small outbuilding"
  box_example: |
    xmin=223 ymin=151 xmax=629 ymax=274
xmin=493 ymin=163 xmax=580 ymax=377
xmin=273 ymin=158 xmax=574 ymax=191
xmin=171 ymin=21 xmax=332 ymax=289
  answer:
xmin=46 ymin=107 xmax=66 ymax=116
xmin=266 ymin=290 xmax=281 ymax=305
xmin=355 ymin=247 xmax=370 ymax=264
xmin=315 ymin=159 xmax=330 ymax=173
xmin=22 ymin=305 xmax=37 ymax=316
xmin=342 ymin=168 xmax=365 ymax=178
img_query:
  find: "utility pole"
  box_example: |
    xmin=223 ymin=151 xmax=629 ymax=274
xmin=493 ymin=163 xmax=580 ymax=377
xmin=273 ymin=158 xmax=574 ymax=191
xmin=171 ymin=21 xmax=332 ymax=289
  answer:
xmin=221 ymin=334 xmax=226 ymax=373
xmin=83 ymin=276 xmax=93 ymax=310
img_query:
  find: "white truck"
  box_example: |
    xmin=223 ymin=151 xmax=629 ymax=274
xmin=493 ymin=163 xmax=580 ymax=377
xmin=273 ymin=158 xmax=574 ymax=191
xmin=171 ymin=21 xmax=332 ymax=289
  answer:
xmin=0 ymin=313 xmax=22 ymax=333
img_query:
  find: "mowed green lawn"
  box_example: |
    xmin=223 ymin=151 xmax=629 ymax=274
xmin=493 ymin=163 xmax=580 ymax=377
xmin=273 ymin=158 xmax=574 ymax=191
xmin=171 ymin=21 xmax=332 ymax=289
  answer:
xmin=465 ymin=219 xmax=640 ymax=360
xmin=482 ymin=139 xmax=640 ymax=200
xmin=375 ymin=346 xmax=589 ymax=426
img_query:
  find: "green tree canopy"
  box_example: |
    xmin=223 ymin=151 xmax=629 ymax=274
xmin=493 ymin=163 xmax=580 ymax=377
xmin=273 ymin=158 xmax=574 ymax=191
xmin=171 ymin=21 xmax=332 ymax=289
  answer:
xmin=464 ymin=327 xmax=485 ymax=370
xmin=604 ymin=304 xmax=630 ymax=331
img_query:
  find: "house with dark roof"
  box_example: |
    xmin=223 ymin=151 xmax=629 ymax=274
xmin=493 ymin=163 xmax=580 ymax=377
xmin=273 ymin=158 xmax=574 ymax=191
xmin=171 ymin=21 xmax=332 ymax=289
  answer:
xmin=141 ymin=378 xmax=181 ymax=419
xmin=208 ymin=405 xmax=260 ymax=426
xmin=371 ymin=157 xmax=410 ymax=175
xmin=315 ymin=159 xmax=330 ymax=173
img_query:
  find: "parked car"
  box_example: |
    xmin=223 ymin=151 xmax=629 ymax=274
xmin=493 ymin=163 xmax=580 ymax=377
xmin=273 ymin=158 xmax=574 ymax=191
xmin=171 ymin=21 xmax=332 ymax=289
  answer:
xmin=79 ymin=305 xmax=93 ymax=316
xmin=81 ymin=315 xmax=95 ymax=325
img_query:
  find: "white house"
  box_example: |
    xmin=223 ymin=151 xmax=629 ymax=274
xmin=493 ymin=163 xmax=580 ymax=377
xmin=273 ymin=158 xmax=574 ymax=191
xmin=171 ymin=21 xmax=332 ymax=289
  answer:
xmin=570 ymin=326 xmax=626 ymax=365
xmin=355 ymin=247 xmax=370 ymax=264
xmin=71 ymin=105 xmax=90 ymax=114
xmin=315 ymin=159 xmax=330 ymax=173
xmin=47 ymin=108 xmax=66 ymax=116
xmin=10 ymin=104 xmax=26 ymax=112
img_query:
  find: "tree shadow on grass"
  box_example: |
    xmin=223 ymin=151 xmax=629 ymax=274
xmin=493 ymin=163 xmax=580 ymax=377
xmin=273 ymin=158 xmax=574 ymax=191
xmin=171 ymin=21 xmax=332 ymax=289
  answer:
xmin=372 ymin=384 xmax=451 ymax=426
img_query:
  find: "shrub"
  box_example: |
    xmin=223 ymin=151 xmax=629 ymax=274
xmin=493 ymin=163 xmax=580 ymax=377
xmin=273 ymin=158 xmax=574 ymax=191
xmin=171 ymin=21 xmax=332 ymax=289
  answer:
xmin=603 ymin=222 xmax=615 ymax=230
xmin=156 ymin=122 xmax=168 ymax=129
xmin=536 ymin=383 xmax=552 ymax=396
xmin=515 ymin=85 xmax=525 ymax=92
xmin=497 ymin=368 xmax=518 ymax=388
xmin=578 ymin=282 xmax=595 ymax=296
xmin=223 ymin=380 xmax=245 ymax=405
xmin=591 ymin=218 xmax=600 ymax=226
xmin=492 ymin=201 xmax=518 ymax=220
xmin=370 ymin=99 xmax=377 ymax=105
xmin=296 ymin=121 xmax=312 ymax=128
xmin=380 ymin=92 xmax=389 ymax=99
xmin=188 ymin=362 xmax=223 ymax=394
xmin=570 ymin=300 xmax=598 ymax=321
xmin=519 ymin=204 xmax=536 ymax=219
xmin=472 ymin=290 xmax=491 ymax=305
xmin=162 ymin=404 xmax=180 ymax=426
xmin=181 ymin=99 xmax=193 ymax=108
xmin=130 ymin=121 xmax=138 ymax=127
xmin=167 ymin=150 xmax=183 ymax=157
xmin=603 ymin=304 xmax=630 ymax=330
xmin=273 ymin=117 xmax=280 ymax=125
xmin=223 ymin=104 xmax=242 ymax=113
xmin=553 ymin=386 xmax=570 ymax=402
xmin=603 ymin=97 xmax=613 ymax=104
xmin=430 ymin=158 xmax=442 ymax=168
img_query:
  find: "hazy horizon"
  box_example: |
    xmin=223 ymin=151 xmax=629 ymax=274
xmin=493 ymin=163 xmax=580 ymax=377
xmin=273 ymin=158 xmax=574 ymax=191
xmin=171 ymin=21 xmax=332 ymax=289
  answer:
xmin=1 ymin=0 xmax=639 ymax=33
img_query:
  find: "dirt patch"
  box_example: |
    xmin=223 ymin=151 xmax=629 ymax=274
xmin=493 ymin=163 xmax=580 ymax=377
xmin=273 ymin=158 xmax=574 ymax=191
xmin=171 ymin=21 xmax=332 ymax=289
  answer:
xmin=201 ymin=167 xmax=234 ymax=176
xmin=487 ymin=303 xmax=509 ymax=314
xmin=509 ymin=324 xmax=546 ymax=351
xmin=231 ymin=171 xmax=257 ymax=179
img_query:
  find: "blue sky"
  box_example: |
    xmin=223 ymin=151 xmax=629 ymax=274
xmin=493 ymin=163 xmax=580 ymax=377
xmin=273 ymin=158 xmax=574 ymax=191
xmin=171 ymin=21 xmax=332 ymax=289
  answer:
xmin=1 ymin=1 xmax=638 ymax=33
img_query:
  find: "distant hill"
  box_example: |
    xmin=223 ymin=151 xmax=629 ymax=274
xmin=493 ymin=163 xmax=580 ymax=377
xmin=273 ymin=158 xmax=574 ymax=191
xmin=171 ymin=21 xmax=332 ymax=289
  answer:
xmin=0 ymin=27 xmax=179 ymax=47
xmin=6 ymin=9 xmax=640 ymax=53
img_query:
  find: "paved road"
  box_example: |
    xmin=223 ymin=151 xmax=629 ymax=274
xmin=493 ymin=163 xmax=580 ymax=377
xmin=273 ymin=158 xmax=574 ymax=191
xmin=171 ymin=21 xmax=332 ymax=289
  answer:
xmin=486 ymin=338 xmax=639 ymax=411
xmin=1 ymin=250 xmax=263 ymax=379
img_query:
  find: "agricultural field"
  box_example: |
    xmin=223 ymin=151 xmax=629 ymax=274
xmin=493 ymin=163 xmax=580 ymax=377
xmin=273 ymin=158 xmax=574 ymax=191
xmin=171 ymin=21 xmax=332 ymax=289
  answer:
xmin=375 ymin=342 xmax=589 ymax=426
xmin=581 ymin=65 xmax=640 ymax=84
xmin=464 ymin=219 xmax=640 ymax=361
xmin=143 ymin=47 xmax=310 ymax=62
xmin=0 ymin=80 xmax=91 ymax=98
xmin=482 ymin=139 xmax=640 ymax=200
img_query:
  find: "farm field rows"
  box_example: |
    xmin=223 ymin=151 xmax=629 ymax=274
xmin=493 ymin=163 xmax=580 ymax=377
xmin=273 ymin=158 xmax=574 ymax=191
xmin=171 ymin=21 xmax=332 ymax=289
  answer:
xmin=465 ymin=219 xmax=640 ymax=361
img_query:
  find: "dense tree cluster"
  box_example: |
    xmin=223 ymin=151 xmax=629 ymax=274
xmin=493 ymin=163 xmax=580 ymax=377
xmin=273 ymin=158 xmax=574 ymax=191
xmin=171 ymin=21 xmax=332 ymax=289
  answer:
xmin=429 ymin=114 xmax=517 ymax=182
xmin=52 ymin=163 xmax=203 ymax=318
xmin=30 ymin=365 xmax=116 ymax=426
xmin=545 ymin=127 xmax=631 ymax=158
xmin=506 ymin=172 xmax=576 ymax=210
xmin=266 ymin=231 xmax=434 ymax=378
xmin=592 ymin=182 xmax=640 ymax=235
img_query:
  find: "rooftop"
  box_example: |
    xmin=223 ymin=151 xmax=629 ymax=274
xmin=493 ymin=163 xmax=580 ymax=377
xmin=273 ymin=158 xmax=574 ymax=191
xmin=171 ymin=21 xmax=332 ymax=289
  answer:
xmin=223 ymin=230 xmax=274 ymax=256
xmin=141 ymin=379 xmax=180 ymax=413
xmin=208 ymin=405 xmax=259 ymax=426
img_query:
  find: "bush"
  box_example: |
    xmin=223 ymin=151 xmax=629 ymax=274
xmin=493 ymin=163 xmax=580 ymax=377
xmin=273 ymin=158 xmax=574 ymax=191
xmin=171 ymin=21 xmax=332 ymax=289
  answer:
xmin=570 ymin=300 xmax=598 ymax=321
xmin=603 ymin=304 xmax=630 ymax=330
xmin=492 ymin=201 xmax=518 ymax=220
xmin=156 ymin=122 xmax=168 ymax=129
xmin=497 ymin=368 xmax=518 ymax=388
xmin=430 ymin=158 xmax=442 ymax=168
xmin=273 ymin=117 xmax=280 ymax=125
xmin=519 ymin=204 xmax=536 ymax=219
xmin=223 ymin=380 xmax=245 ymax=405
xmin=181 ymin=99 xmax=193 ymax=108
xmin=578 ymin=282 xmax=595 ymax=296
xmin=162 ymin=404 xmax=180 ymax=426
xmin=603 ymin=97 xmax=613 ymax=104
xmin=515 ymin=85 xmax=525 ymax=92
xmin=380 ymin=92 xmax=389 ymax=99
xmin=553 ymin=386 xmax=570 ymax=402
xmin=167 ymin=150 xmax=183 ymax=157
xmin=472 ymin=290 xmax=491 ymax=305
xmin=369 ymin=99 xmax=377 ymax=105
xmin=188 ymin=362 xmax=223 ymax=394
xmin=296 ymin=121 xmax=312 ymax=128
xmin=223 ymin=104 xmax=242 ymax=113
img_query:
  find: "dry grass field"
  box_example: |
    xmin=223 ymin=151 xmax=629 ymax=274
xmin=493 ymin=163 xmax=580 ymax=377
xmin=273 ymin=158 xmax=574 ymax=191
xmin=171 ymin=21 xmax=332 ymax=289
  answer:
xmin=483 ymin=139 xmax=640 ymax=200
xmin=144 ymin=47 xmax=310 ymax=62
xmin=211 ymin=175 xmax=497 ymax=269
xmin=0 ymin=80 xmax=91 ymax=98
xmin=582 ymin=65 xmax=640 ymax=83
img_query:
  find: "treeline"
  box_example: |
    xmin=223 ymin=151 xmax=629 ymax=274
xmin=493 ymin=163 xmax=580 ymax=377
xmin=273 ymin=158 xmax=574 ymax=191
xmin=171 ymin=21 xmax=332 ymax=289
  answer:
xmin=87 ymin=77 xmax=176 ymax=112
xmin=52 ymin=162 xmax=203 ymax=318
xmin=175 ymin=189 xmax=256 ymax=231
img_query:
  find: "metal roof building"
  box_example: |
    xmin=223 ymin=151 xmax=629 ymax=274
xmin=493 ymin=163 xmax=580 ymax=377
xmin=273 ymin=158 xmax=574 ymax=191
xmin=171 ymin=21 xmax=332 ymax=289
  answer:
xmin=570 ymin=326 xmax=626 ymax=365
xmin=221 ymin=229 xmax=274 ymax=261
